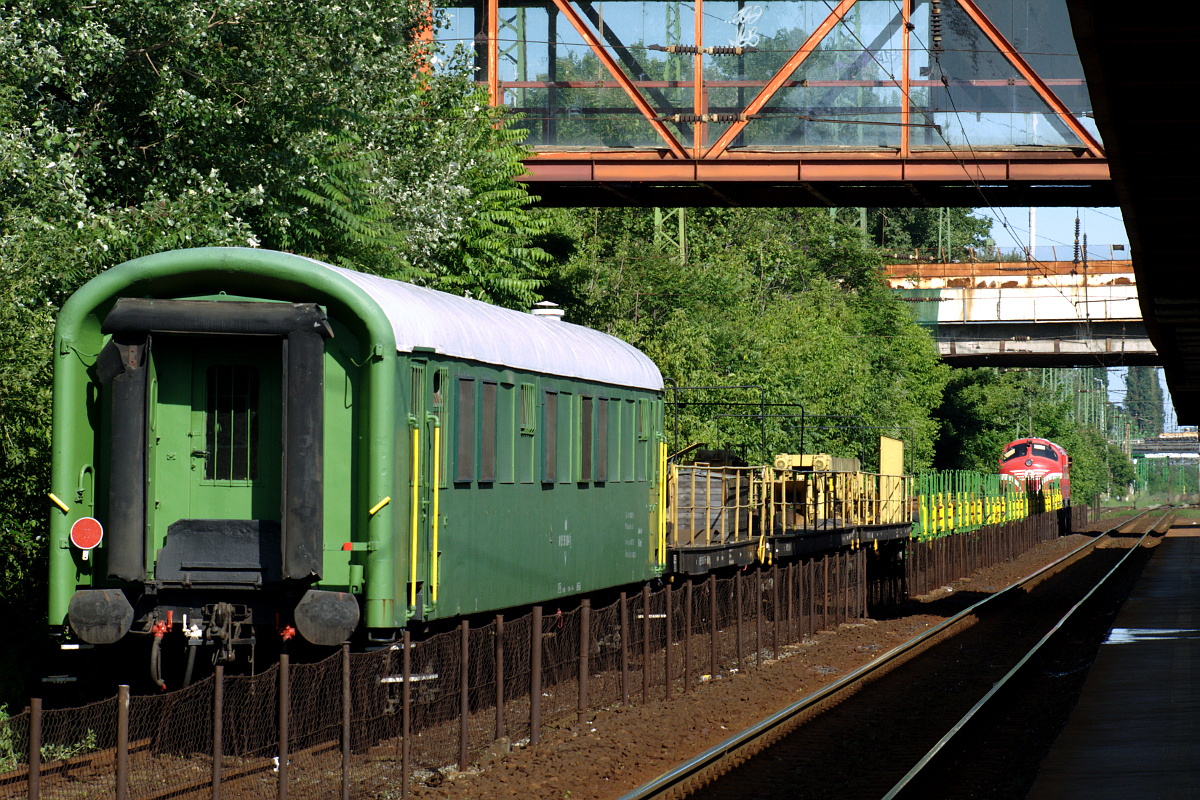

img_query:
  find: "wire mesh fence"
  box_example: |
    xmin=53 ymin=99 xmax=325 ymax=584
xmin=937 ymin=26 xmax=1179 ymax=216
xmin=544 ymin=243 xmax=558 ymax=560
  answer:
xmin=0 ymin=510 xmax=1079 ymax=799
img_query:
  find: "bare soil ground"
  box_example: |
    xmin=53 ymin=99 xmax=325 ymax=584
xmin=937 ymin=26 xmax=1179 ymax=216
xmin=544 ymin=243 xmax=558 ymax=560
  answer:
xmin=408 ymin=532 xmax=1098 ymax=800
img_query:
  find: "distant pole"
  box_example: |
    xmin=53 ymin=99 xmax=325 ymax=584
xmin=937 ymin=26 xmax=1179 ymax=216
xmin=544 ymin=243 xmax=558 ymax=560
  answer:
xmin=116 ymin=686 xmax=129 ymax=800
xmin=1028 ymin=207 xmax=1036 ymax=258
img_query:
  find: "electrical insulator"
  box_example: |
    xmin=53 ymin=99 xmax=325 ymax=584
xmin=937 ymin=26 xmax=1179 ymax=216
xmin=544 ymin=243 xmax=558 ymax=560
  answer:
xmin=648 ymin=44 xmax=757 ymax=55
xmin=931 ymin=0 xmax=943 ymax=54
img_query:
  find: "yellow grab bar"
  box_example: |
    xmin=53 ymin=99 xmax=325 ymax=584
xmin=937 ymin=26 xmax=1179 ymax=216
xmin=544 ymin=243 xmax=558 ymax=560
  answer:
xmin=48 ymin=492 xmax=70 ymax=514
xmin=409 ymin=427 xmax=420 ymax=609
xmin=662 ymin=441 xmax=672 ymax=566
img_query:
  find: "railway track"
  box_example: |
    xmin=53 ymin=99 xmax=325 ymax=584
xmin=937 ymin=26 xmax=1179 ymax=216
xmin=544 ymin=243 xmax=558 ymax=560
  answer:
xmin=618 ymin=508 xmax=1173 ymax=800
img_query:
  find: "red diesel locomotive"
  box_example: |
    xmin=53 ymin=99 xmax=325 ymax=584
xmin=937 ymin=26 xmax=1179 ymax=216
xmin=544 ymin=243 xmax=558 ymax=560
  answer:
xmin=999 ymin=437 xmax=1071 ymax=499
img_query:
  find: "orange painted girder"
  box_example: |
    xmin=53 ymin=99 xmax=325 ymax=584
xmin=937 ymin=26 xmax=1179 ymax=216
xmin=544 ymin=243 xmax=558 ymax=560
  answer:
xmin=520 ymin=153 xmax=1110 ymax=184
xmin=883 ymin=261 xmax=1134 ymax=279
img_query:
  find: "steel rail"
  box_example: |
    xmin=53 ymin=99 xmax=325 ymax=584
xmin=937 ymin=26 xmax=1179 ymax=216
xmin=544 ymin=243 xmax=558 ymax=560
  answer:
xmin=616 ymin=508 xmax=1159 ymax=800
xmin=880 ymin=506 xmax=1174 ymax=800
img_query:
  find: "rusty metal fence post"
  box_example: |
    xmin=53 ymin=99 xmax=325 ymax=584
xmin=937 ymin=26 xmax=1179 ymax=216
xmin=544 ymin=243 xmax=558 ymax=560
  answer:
xmin=684 ymin=581 xmax=693 ymax=694
xmin=531 ymin=606 xmax=542 ymax=745
xmin=341 ymin=643 xmax=350 ymax=800
xmin=402 ymin=631 xmax=411 ymax=799
xmin=735 ymin=570 xmax=743 ymax=670
xmin=844 ymin=554 xmax=854 ymax=623
xmin=641 ymin=587 xmax=650 ymax=704
xmin=840 ymin=554 xmax=849 ymax=623
xmin=708 ymin=574 xmax=717 ymax=680
xmin=772 ymin=561 xmax=779 ymax=659
xmin=459 ymin=620 xmax=469 ymax=771
xmin=787 ymin=563 xmax=795 ymax=643
xmin=279 ymin=653 xmax=289 ymax=800
xmin=495 ymin=614 xmax=505 ymax=741
xmin=755 ymin=567 xmax=763 ymax=667
xmin=796 ymin=561 xmax=804 ymax=637
xmin=579 ymin=599 xmax=590 ymax=722
xmin=841 ymin=550 xmax=848 ymax=623
xmin=116 ymin=685 xmax=129 ymax=800
xmin=28 ymin=698 xmax=40 ymax=800
xmin=822 ymin=556 xmax=830 ymax=631
xmin=619 ymin=591 xmax=629 ymax=707
xmin=213 ymin=665 xmax=223 ymax=800
xmin=664 ymin=583 xmax=673 ymax=700
xmin=859 ymin=549 xmax=867 ymax=620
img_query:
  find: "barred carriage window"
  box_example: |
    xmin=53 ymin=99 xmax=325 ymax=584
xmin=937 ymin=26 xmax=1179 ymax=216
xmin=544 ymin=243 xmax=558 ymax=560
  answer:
xmin=433 ymin=368 xmax=449 ymax=486
xmin=409 ymin=364 xmax=425 ymax=415
xmin=637 ymin=398 xmax=650 ymax=441
xmin=520 ymin=383 xmax=536 ymax=436
xmin=636 ymin=398 xmax=652 ymax=483
xmin=624 ymin=399 xmax=636 ymax=482
xmin=206 ymin=365 xmax=259 ymax=481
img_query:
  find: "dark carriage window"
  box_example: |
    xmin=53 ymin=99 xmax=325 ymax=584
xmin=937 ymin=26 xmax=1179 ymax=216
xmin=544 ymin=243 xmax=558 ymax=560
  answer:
xmin=481 ymin=381 xmax=497 ymax=482
xmin=580 ymin=396 xmax=593 ymax=482
xmin=596 ymin=398 xmax=608 ymax=483
xmin=543 ymin=391 xmax=557 ymax=483
xmin=456 ymin=378 xmax=476 ymax=483
xmin=206 ymin=364 xmax=260 ymax=481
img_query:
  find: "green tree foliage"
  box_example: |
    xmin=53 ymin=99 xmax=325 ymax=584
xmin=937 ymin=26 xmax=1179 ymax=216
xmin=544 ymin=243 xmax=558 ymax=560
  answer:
xmin=1106 ymin=441 xmax=1136 ymax=492
xmin=539 ymin=206 xmax=949 ymax=470
xmin=0 ymin=0 xmax=548 ymax=300
xmin=0 ymin=0 xmax=550 ymax=700
xmin=866 ymin=208 xmax=992 ymax=258
xmin=1137 ymin=458 xmax=1198 ymax=502
xmin=1124 ymin=366 xmax=1164 ymax=437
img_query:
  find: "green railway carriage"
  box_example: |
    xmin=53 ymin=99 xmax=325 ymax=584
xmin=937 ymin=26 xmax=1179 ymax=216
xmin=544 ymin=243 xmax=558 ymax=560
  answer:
xmin=49 ymin=248 xmax=666 ymax=670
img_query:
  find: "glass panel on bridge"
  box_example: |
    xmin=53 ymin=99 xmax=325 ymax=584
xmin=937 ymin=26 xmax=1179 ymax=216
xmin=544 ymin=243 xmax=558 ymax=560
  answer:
xmin=917 ymin=0 xmax=1096 ymax=148
xmin=438 ymin=0 xmax=1099 ymax=154
xmin=707 ymin=0 xmax=903 ymax=149
xmin=972 ymin=0 xmax=1090 ymax=112
xmin=442 ymin=0 xmax=697 ymax=147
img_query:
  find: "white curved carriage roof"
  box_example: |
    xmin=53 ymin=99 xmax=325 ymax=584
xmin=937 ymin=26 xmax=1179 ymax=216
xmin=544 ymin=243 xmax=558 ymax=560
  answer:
xmin=321 ymin=263 xmax=663 ymax=391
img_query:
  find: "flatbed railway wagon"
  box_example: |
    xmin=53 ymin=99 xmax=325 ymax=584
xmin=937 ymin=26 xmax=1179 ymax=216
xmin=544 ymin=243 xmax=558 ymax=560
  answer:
xmin=48 ymin=248 xmax=666 ymax=677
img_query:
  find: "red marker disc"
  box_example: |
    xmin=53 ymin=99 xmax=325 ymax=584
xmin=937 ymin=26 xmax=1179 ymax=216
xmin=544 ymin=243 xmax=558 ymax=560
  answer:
xmin=70 ymin=517 xmax=104 ymax=550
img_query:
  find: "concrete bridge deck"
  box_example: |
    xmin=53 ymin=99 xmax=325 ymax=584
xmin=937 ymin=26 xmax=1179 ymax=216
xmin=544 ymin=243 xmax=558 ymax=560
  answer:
xmin=885 ymin=260 xmax=1156 ymax=367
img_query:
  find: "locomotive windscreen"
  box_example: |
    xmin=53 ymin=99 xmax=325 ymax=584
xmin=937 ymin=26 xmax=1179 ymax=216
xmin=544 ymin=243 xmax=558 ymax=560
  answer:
xmin=1002 ymin=443 xmax=1029 ymax=461
xmin=1035 ymin=443 xmax=1060 ymax=461
xmin=1002 ymin=441 xmax=1060 ymax=462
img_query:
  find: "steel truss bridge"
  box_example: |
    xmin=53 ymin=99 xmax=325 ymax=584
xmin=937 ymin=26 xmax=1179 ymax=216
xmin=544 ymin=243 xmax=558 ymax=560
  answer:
xmin=440 ymin=0 xmax=1111 ymax=206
